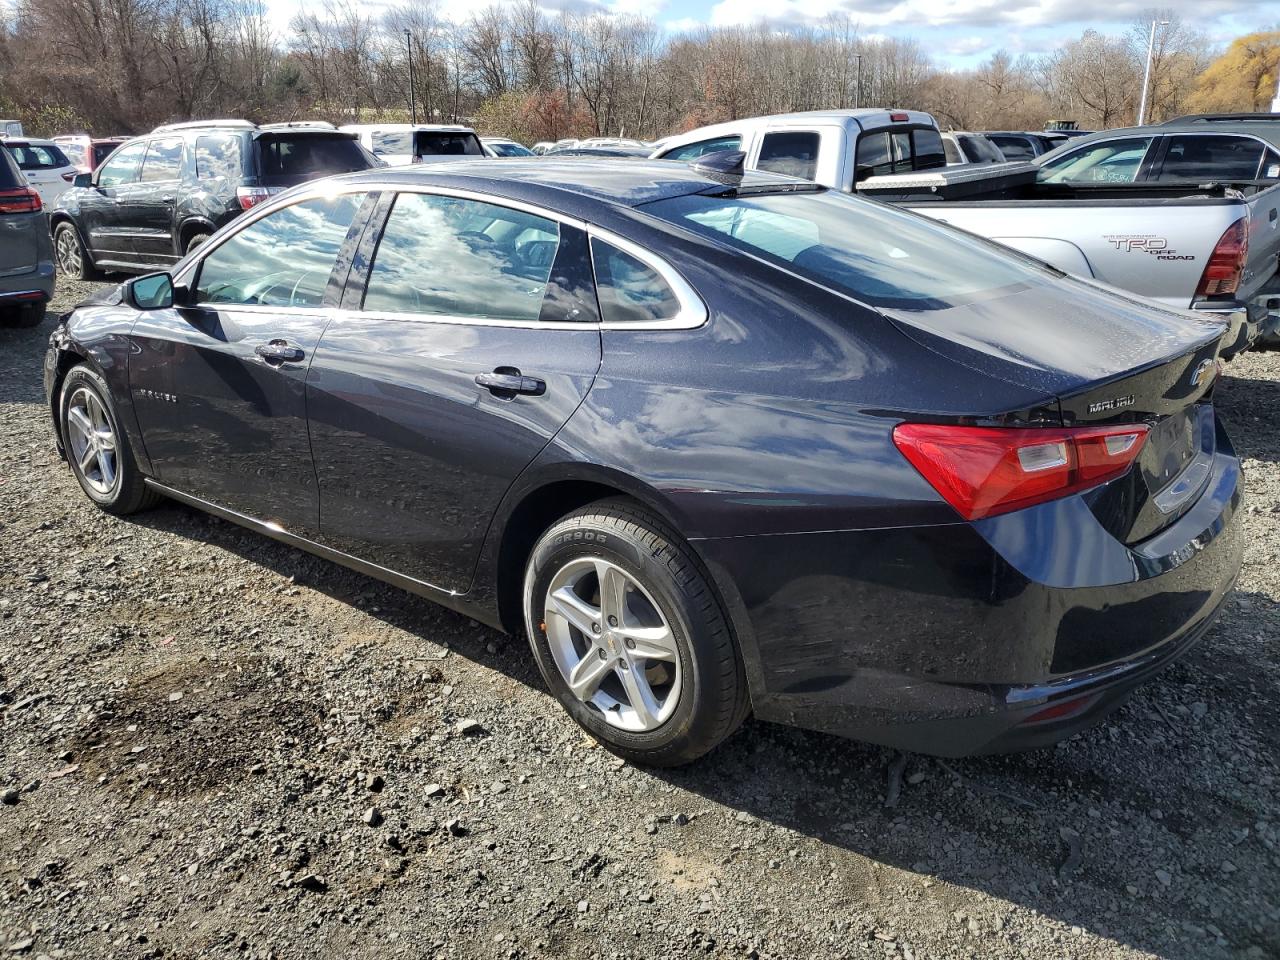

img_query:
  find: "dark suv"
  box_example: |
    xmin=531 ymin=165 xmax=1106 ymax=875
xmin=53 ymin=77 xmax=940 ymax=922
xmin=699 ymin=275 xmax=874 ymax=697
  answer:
xmin=49 ymin=121 xmax=377 ymax=279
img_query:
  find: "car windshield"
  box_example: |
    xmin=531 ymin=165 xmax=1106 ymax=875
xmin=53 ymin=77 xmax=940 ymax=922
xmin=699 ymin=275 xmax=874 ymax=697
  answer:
xmin=643 ymin=188 xmax=1050 ymax=311
xmin=487 ymin=141 xmax=533 ymax=157
xmin=8 ymin=143 xmax=70 ymax=170
xmin=256 ymin=136 xmax=371 ymax=181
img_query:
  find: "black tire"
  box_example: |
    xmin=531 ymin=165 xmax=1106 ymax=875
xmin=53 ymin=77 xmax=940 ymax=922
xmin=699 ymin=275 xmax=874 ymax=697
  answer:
xmin=0 ymin=301 xmax=46 ymax=328
xmin=185 ymin=232 xmax=211 ymax=254
xmin=523 ymin=498 xmax=749 ymax=766
xmin=58 ymin=365 xmax=161 ymax=515
xmin=53 ymin=222 xmax=101 ymax=281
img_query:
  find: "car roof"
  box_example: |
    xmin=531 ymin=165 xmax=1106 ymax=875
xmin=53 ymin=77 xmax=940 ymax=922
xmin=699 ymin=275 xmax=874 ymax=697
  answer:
xmin=329 ymin=158 xmax=805 ymax=211
xmin=1057 ymin=121 xmax=1280 ymax=151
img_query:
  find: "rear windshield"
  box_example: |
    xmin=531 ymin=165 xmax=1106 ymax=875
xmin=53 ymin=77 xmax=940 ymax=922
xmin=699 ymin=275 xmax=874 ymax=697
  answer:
xmin=0 ymin=147 xmax=24 ymax=189
xmin=8 ymin=142 xmax=70 ymax=170
xmin=959 ymin=134 xmax=1005 ymax=164
xmin=256 ymin=136 xmax=371 ymax=179
xmin=416 ymin=131 xmax=483 ymax=157
xmin=644 ymin=189 xmax=1048 ymax=311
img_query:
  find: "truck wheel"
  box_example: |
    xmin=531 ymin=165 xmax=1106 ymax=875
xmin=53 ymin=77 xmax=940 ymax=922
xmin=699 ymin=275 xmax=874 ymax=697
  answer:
xmin=523 ymin=498 xmax=749 ymax=767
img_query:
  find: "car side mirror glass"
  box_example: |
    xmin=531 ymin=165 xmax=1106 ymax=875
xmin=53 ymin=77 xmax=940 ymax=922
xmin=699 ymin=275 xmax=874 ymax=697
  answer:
xmin=73 ymin=173 xmax=92 ymax=188
xmin=128 ymin=272 xmax=174 ymax=310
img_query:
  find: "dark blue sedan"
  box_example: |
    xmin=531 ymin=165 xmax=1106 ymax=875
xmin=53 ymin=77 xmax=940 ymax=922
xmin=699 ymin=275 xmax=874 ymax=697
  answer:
xmin=44 ymin=160 xmax=1243 ymax=765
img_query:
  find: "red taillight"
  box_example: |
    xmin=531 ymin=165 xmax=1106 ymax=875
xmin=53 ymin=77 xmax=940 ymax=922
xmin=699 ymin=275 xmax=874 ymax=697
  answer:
xmin=0 ymin=186 xmax=41 ymax=214
xmin=1196 ymin=219 xmax=1247 ymax=298
xmin=892 ymin=422 xmax=1150 ymax=520
xmin=236 ymin=185 xmax=271 ymax=210
xmin=1021 ymin=695 xmax=1097 ymax=726
xmin=890 ymin=112 xmax=909 ymax=122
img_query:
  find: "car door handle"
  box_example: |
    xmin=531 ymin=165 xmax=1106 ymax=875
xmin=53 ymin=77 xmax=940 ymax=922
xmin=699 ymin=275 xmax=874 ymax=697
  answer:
xmin=475 ymin=370 xmax=545 ymax=397
xmin=160 ymin=196 xmax=175 ymax=204
xmin=255 ymin=340 xmax=305 ymax=365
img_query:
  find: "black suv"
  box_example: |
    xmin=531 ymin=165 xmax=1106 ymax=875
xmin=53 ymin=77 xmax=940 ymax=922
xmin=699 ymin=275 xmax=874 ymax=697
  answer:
xmin=49 ymin=121 xmax=377 ymax=279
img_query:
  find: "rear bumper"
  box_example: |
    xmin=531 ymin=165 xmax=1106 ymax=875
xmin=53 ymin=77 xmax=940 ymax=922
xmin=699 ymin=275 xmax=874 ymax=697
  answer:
xmin=1191 ymin=299 xmax=1265 ymax=358
xmin=696 ymin=436 xmax=1244 ymax=758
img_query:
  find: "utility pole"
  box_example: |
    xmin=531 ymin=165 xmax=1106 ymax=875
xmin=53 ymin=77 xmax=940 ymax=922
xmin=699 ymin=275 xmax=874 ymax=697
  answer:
xmin=854 ymin=54 xmax=863 ymax=110
xmin=1272 ymin=66 xmax=1280 ymax=112
xmin=1137 ymin=19 xmax=1169 ymax=126
xmin=406 ymin=29 xmax=417 ymax=124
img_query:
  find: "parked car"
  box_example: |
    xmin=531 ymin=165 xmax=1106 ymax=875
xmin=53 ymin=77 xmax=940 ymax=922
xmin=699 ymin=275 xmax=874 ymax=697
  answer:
xmin=482 ymin=137 xmax=535 ymax=157
xmin=45 ymin=160 xmax=1242 ymax=765
xmin=981 ymin=130 xmax=1069 ymax=160
xmin=1 ymin=120 xmax=22 ymax=137
xmin=48 ymin=119 xmax=377 ymax=279
xmin=551 ymin=146 xmax=652 ymax=158
xmin=660 ymin=110 xmax=1280 ymax=355
xmin=941 ymin=131 xmax=1007 ymax=165
xmin=53 ymin=135 xmax=129 ymax=173
xmin=339 ymin=123 xmax=485 ymax=165
xmin=0 ymin=137 xmax=77 ymax=206
xmin=0 ymin=144 xmax=53 ymax=327
xmin=530 ymin=141 xmax=556 ymax=155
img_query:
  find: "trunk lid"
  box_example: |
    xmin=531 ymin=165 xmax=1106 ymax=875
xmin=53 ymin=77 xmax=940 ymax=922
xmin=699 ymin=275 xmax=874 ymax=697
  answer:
xmin=883 ymin=278 xmax=1225 ymax=542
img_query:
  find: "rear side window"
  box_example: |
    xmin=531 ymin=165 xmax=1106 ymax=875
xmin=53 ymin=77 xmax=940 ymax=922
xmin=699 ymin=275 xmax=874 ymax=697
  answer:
xmin=0 ymin=148 xmax=23 ymax=189
xmin=757 ymin=131 xmax=820 ymax=180
xmin=195 ymin=194 xmax=362 ymax=307
xmin=257 ymin=136 xmax=370 ymax=178
xmin=96 ymin=141 xmax=146 ymax=187
xmin=140 ymin=137 xmax=184 ymax=181
xmin=591 ymin=238 xmax=681 ymax=324
xmin=195 ymin=135 xmax=243 ymax=180
xmin=660 ymin=136 xmax=741 ymax=162
xmin=856 ymin=131 xmax=894 ymax=179
xmin=1038 ymin=137 xmax=1153 ymax=184
xmin=415 ymin=132 xmax=484 ymax=157
xmin=1158 ymin=135 xmax=1266 ymax=181
xmin=942 ymin=137 xmax=963 ymax=164
xmin=362 ymin=192 xmax=559 ymax=322
xmin=8 ymin=143 xmax=70 ymax=170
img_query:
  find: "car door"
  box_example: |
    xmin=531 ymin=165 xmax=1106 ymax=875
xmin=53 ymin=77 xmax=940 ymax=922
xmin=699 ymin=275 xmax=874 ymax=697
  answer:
xmin=127 ymin=190 xmax=374 ymax=535
xmin=82 ymin=140 xmax=147 ymax=265
xmin=304 ymin=189 xmax=602 ymax=593
xmin=124 ymin=136 xmax=185 ymax=267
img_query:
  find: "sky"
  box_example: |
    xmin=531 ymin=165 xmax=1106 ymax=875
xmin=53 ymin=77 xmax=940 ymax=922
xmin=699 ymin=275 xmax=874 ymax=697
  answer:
xmin=264 ymin=0 xmax=1280 ymax=69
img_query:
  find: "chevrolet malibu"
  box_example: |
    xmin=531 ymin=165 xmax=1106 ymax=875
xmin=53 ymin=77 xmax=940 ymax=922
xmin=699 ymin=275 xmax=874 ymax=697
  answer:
xmin=44 ymin=159 xmax=1243 ymax=766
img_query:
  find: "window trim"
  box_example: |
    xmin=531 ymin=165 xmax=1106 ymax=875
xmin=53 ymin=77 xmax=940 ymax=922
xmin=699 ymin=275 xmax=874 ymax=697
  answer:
xmin=178 ymin=181 xmax=707 ymax=331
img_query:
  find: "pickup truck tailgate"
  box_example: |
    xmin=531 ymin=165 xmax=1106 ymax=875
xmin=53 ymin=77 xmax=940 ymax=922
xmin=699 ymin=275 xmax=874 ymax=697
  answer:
xmin=1242 ymin=181 xmax=1280 ymax=302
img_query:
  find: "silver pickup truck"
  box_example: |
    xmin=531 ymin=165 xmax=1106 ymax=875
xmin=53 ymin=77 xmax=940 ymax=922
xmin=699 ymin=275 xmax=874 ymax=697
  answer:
xmin=654 ymin=110 xmax=1280 ymax=352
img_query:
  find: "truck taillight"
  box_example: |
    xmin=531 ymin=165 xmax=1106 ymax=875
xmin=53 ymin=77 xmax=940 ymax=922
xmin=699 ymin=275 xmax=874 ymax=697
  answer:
xmin=0 ymin=186 xmax=41 ymax=214
xmin=893 ymin=422 xmax=1149 ymax=520
xmin=236 ymin=186 xmax=272 ymax=210
xmin=1196 ymin=219 xmax=1247 ymax=298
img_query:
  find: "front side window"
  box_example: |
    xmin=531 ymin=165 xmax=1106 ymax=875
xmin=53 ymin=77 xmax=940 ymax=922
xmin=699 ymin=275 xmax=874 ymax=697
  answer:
xmin=660 ymin=136 xmax=742 ymax=162
xmin=591 ymin=238 xmax=681 ymax=324
xmin=195 ymin=194 xmax=363 ymax=307
xmin=140 ymin=137 xmax=184 ymax=182
xmin=195 ymin=135 xmax=243 ymax=180
xmin=757 ymin=131 xmax=820 ymax=180
xmin=362 ymin=193 xmax=558 ymax=322
xmin=1038 ymin=137 xmax=1154 ymax=184
xmin=646 ymin=189 xmax=1048 ymax=311
xmin=9 ymin=143 xmax=70 ymax=170
xmin=96 ymin=141 xmax=147 ymax=187
xmin=1157 ymin=135 xmax=1266 ymax=182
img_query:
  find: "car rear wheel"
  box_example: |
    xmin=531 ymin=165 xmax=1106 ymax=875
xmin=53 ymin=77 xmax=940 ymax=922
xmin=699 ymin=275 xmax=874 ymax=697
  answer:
xmin=0 ymin=301 xmax=46 ymax=328
xmin=59 ymin=365 xmax=160 ymax=515
xmin=185 ymin=232 xmax=211 ymax=254
xmin=524 ymin=499 xmax=749 ymax=766
xmin=54 ymin=223 xmax=100 ymax=281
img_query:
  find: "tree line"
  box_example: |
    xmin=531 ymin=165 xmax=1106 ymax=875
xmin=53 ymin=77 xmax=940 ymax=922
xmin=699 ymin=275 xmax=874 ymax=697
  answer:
xmin=0 ymin=0 xmax=1275 ymax=143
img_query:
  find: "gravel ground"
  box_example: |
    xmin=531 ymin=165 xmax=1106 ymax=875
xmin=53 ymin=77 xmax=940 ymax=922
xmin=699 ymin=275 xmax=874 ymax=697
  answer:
xmin=1 ymin=278 xmax=1278 ymax=960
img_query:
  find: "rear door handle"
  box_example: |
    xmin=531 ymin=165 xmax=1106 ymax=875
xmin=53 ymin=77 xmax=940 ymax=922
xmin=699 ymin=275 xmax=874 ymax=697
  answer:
xmin=475 ymin=369 xmax=545 ymax=397
xmin=255 ymin=339 xmax=305 ymax=365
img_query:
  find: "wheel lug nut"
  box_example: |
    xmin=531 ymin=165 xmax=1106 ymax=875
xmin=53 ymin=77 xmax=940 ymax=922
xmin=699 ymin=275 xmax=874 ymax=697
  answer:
xmin=591 ymin=622 xmax=600 ymax=634
xmin=607 ymin=616 xmax=618 ymax=627
xmin=597 ymin=648 xmax=608 ymax=661
xmin=624 ymin=637 xmax=635 ymax=650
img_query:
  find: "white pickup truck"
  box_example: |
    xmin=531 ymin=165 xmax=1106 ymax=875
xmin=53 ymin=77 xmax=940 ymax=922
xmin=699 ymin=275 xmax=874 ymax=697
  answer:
xmin=654 ymin=110 xmax=1280 ymax=352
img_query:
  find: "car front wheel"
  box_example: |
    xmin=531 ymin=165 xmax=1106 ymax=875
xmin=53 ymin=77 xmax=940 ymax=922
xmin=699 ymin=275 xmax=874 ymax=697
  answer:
xmin=59 ymin=365 xmax=160 ymax=515
xmin=54 ymin=223 xmax=100 ymax=281
xmin=524 ymin=499 xmax=749 ymax=766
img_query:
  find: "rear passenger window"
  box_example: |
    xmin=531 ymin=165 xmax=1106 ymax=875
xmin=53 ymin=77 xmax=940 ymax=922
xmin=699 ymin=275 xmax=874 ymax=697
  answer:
xmin=195 ymin=194 xmax=362 ymax=307
xmin=1159 ymin=135 xmax=1265 ymax=182
xmin=195 ymin=135 xmax=243 ymax=180
xmin=362 ymin=193 xmax=559 ymax=322
xmin=591 ymin=238 xmax=681 ymax=325
xmin=140 ymin=138 xmax=183 ymax=181
xmin=660 ymin=136 xmax=741 ymax=162
xmin=757 ymin=131 xmax=819 ymax=180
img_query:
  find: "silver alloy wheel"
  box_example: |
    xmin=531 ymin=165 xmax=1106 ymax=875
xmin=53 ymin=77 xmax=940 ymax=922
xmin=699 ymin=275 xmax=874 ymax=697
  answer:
xmin=542 ymin=556 xmax=682 ymax=732
xmin=65 ymin=386 xmax=118 ymax=495
xmin=55 ymin=227 xmax=81 ymax=276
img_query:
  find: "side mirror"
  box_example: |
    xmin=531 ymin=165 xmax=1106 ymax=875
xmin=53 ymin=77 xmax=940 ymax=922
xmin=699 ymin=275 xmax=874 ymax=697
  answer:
xmin=127 ymin=272 xmax=174 ymax=310
xmin=73 ymin=173 xmax=92 ymax=188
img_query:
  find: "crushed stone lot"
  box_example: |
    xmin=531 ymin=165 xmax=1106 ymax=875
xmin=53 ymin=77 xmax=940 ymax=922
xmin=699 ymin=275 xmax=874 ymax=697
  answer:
xmin=1 ymin=277 xmax=1278 ymax=960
